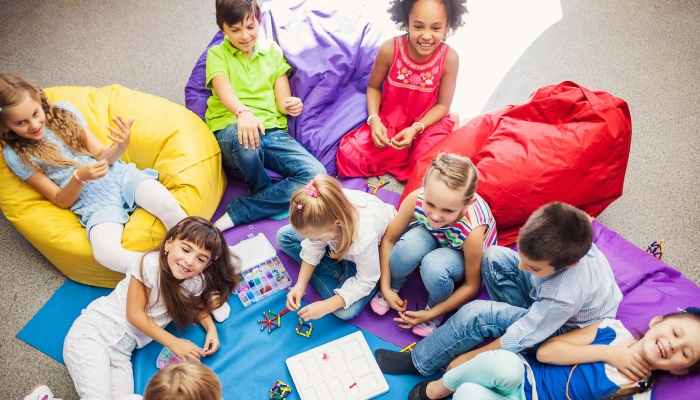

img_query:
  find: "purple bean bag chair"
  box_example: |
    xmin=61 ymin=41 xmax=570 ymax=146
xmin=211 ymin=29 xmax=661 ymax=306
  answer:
xmin=185 ymin=0 xmax=386 ymax=177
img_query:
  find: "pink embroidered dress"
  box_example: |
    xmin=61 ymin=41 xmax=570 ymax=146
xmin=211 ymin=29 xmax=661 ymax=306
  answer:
xmin=336 ymin=35 xmax=456 ymax=181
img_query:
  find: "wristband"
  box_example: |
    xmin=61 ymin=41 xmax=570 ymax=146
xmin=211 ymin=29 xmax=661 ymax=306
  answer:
xmin=412 ymin=122 xmax=425 ymax=134
xmin=367 ymin=114 xmax=380 ymax=125
xmin=73 ymin=170 xmax=89 ymax=184
xmin=235 ymin=108 xmax=254 ymax=118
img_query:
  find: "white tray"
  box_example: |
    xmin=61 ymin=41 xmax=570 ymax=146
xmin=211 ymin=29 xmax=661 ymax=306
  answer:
xmin=285 ymin=331 xmax=389 ymax=400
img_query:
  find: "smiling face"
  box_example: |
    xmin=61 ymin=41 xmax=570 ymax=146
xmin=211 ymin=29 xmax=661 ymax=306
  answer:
xmin=422 ymin=180 xmax=472 ymax=229
xmin=164 ymin=238 xmax=212 ymax=280
xmin=637 ymin=316 xmax=700 ymax=374
xmin=405 ymin=0 xmax=449 ymax=62
xmin=221 ymin=14 xmax=259 ymax=57
xmin=2 ymin=94 xmax=46 ymax=140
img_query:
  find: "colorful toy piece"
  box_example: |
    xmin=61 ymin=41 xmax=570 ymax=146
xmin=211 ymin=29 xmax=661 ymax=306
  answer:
xmin=400 ymin=342 xmax=416 ymax=352
xmin=364 ymin=178 xmax=389 ymax=195
xmin=156 ymin=346 xmax=181 ymax=369
xmin=296 ymin=318 xmax=313 ymax=338
xmin=270 ymin=380 xmax=292 ymax=399
xmin=258 ymin=311 xmax=280 ymax=333
xmin=646 ymin=239 xmax=664 ymax=260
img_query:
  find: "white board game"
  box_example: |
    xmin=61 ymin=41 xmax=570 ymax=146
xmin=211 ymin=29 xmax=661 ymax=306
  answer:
xmin=285 ymin=332 xmax=390 ymax=400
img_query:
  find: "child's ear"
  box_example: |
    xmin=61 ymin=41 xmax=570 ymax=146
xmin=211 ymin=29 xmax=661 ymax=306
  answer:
xmin=649 ymin=315 xmax=664 ymax=328
xmin=334 ymin=219 xmax=341 ymax=226
xmin=669 ymin=368 xmax=689 ymax=376
xmin=164 ymin=239 xmax=172 ymax=253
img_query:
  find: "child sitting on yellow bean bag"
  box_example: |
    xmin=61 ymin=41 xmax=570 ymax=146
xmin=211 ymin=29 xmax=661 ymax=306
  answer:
xmin=0 ymin=82 xmax=226 ymax=288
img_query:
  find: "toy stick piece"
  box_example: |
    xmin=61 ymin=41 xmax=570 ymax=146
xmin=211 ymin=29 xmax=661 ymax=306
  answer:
xmin=349 ymin=383 xmax=357 ymax=389
xmin=279 ymin=308 xmax=289 ymax=316
xmin=400 ymin=342 xmax=416 ymax=352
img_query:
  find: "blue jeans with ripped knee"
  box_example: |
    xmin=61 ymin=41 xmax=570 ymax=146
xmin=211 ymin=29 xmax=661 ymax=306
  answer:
xmin=276 ymin=224 xmax=378 ymax=320
xmin=214 ymin=125 xmax=326 ymax=224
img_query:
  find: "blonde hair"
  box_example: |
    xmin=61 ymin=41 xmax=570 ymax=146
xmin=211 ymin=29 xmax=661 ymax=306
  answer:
xmin=0 ymin=73 xmax=90 ymax=174
xmin=143 ymin=362 xmax=222 ymax=400
xmin=289 ymin=174 xmax=358 ymax=260
xmin=422 ymin=152 xmax=478 ymax=204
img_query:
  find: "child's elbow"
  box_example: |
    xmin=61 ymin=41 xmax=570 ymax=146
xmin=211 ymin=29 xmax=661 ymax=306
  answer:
xmin=535 ymin=346 xmax=554 ymax=363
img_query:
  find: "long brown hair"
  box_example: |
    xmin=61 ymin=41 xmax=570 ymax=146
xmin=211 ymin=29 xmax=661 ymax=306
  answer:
xmin=0 ymin=73 xmax=90 ymax=174
xmin=422 ymin=152 xmax=479 ymax=204
xmin=143 ymin=362 xmax=222 ymax=400
xmin=140 ymin=216 xmax=240 ymax=330
xmin=289 ymin=174 xmax=359 ymax=260
xmin=603 ymin=311 xmax=700 ymax=400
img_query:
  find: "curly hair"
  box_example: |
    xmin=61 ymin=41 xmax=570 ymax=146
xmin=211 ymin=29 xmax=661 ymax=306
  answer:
xmin=388 ymin=0 xmax=468 ymax=35
xmin=0 ymin=73 xmax=90 ymax=174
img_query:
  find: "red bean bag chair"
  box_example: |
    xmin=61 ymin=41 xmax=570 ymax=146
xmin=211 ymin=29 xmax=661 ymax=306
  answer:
xmin=400 ymin=81 xmax=632 ymax=247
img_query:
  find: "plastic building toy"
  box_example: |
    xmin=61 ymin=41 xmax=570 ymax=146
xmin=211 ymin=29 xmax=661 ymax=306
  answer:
xmin=270 ymin=380 xmax=292 ymax=399
xmin=646 ymin=239 xmax=664 ymax=260
xmin=234 ymin=256 xmax=292 ymax=307
xmin=155 ymin=346 xmax=181 ymax=369
xmin=257 ymin=308 xmax=290 ymax=333
xmin=400 ymin=342 xmax=416 ymax=352
xmin=296 ymin=318 xmax=313 ymax=338
xmin=364 ymin=178 xmax=389 ymax=195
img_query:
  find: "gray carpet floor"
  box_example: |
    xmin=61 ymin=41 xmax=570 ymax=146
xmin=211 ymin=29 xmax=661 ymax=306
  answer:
xmin=1 ymin=0 xmax=698 ymax=398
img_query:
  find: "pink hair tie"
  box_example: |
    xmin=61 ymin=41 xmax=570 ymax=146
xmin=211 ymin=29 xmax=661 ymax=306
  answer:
xmin=304 ymin=182 xmax=320 ymax=197
xmin=297 ymin=204 xmax=303 ymax=209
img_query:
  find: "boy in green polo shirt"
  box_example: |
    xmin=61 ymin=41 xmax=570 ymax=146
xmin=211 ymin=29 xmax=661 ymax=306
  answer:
xmin=207 ymin=0 xmax=326 ymax=231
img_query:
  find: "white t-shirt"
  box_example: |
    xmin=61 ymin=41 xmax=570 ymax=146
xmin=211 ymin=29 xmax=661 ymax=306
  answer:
xmin=299 ymin=189 xmax=397 ymax=308
xmin=87 ymin=252 xmax=204 ymax=348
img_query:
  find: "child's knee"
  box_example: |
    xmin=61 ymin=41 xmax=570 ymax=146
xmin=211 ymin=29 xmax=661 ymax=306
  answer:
xmin=276 ymin=224 xmax=298 ymax=249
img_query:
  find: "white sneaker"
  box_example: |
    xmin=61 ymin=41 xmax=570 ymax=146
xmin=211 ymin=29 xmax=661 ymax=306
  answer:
xmin=211 ymin=301 xmax=231 ymax=323
xmin=370 ymin=288 xmax=399 ymax=315
xmin=24 ymin=385 xmax=63 ymax=400
xmin=412 ymin=306 xmax=444 ymax=337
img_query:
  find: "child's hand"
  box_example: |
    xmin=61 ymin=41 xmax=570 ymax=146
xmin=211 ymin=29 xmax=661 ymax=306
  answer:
xmin=237 ymin=111 xmax=265 ymax=150
xmin=389 ymin=126 xmax=417 ymax=151
xmin=286 ymin=284 xmax=305 ymax=311
xmin=76 ymin=159 xmax=109 ymax=182
xmin=298 ymin=300 xmax=334 ymax=321
xmin=284 ymin=97 xmax=303 ymax=117
xmin=369 ymin=118 xmax=390 ymax=148
xmin=106 ymin=115 xmax=135 ymax=150
xmin=170 ymin=338 xmax=206 ymax=362
xmin=382 ymin=288 xmax=405 ymax=313
xmin=202 ymin=328 xmax=220 ymax=356
xmin=393 ymin=309 xmax=430 ymax=329
xmin=606 ymin=342 xmax=652 ymax=381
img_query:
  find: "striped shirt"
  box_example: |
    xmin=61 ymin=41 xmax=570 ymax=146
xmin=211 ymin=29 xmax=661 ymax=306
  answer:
xmin=410 ymin=191 xmax=497 ymax=250
xmin=500 ymin=244 xmax=623 ymax=353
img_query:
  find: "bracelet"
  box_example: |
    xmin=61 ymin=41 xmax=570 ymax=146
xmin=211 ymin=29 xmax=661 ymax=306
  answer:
xmin=235 ymin=108 xmax=254 ymax=118
xmin=367 ymin=114 xmax=380 ymax=125
xmin=412 ymin=122 xmax=425 ymax=134
xmin=73 ymin=170 xmax=89 ymax=184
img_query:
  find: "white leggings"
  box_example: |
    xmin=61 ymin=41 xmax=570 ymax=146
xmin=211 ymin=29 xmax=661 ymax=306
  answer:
xmin=89 ymin=179 xmax=187 ymax=273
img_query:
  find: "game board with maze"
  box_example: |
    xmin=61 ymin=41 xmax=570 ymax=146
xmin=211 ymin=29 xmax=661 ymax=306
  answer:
xmin=286 ymin=332 xmax=389 ymax=400
xmin=230 ymin=233 xmax=293 ymax=307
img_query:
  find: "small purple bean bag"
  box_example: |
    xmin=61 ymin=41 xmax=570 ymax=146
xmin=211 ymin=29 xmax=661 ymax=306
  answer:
xmin=185 ymin=0 xmax=387 ymax=177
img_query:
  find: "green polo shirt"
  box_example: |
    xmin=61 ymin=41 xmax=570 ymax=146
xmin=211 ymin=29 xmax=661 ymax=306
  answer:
xmin=205 ymin=38 xmax=292 ymax=132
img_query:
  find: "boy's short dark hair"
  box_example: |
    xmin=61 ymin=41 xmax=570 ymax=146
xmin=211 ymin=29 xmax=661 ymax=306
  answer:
xmin=518 ymin=202 xmax=593 ymax=270
xmin=216 ymin=0 xmax=262 ymax=31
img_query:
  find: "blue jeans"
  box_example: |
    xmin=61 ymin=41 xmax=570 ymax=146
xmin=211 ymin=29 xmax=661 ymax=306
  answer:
xmin=444 ymin=350 xmax=525 ymax=400
xmin=214 ymin=125 xmax=326 ymax=224
xmin=276 ymin=224 xmax=379 ymax=320
xmin=411 ymin=246 xmax=570 ymax=376
xmin=390 ymin=226 xmax=464 ymax=308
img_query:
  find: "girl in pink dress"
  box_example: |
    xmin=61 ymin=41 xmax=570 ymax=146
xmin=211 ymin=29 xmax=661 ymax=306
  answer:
xmin=336 ymin=0 xmax=468 ymax=181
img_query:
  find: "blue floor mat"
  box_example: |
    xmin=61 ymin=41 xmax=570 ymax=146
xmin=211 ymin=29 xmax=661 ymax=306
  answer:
xmin=18 ymin=280 xmax=440 ymax=399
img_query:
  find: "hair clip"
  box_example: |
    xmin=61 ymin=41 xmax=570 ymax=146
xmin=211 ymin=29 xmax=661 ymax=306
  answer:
xmin=214 ymin=255 xmax=219 ymax=261
xmin=304 ymin=182 xmax=320 ymax=198
xmin=679 ymin=306 xmax=700 ymax=315
xmin=178 ymin=218 xmax=190 ymax=226
xmin=297 ymin=204 xmax=303 ymax=209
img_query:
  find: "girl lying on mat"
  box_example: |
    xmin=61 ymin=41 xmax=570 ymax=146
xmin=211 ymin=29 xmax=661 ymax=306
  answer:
xmin=24 ymin=217 xmax=239 ymax=400
xmin=0 ymin=73 xmax=188 ymax=274
xmin=277 ymin=174 xmax=397 ymax=321
xmin=408 ymin=309 xmax=700 ymax=400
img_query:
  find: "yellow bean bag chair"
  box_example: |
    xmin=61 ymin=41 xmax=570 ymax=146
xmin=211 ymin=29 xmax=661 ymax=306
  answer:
xmin=0 ymin=85 xmax=226 ymax=288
